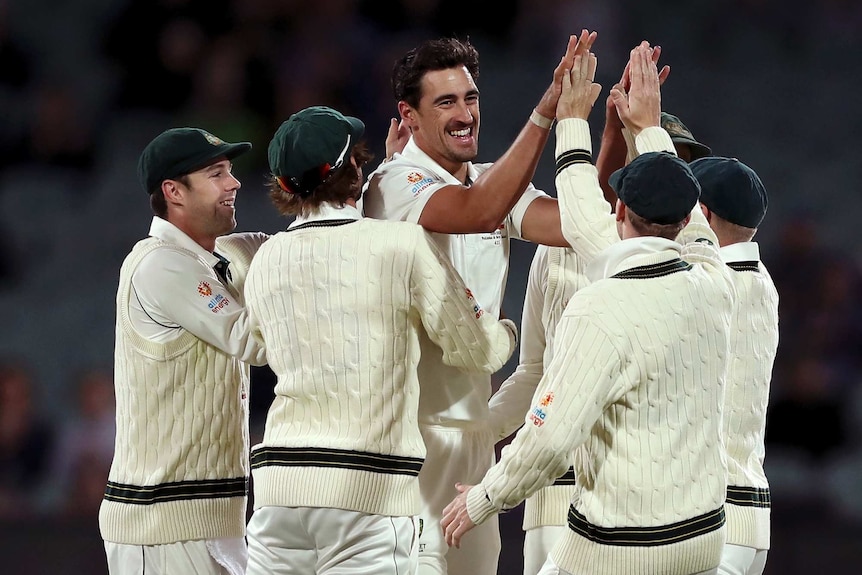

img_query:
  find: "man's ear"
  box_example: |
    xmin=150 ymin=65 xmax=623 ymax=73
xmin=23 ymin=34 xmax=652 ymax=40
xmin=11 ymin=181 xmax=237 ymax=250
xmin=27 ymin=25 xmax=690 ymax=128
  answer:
xmin=398 ymin=100 xmax=417 ymax=127
xmin=162 ymin=180 xmax=183 ymax=205
xmin=615 ymin=200 xmax=626 ymax=223
xmin=700 ymin=203 xmax=711 ymax=222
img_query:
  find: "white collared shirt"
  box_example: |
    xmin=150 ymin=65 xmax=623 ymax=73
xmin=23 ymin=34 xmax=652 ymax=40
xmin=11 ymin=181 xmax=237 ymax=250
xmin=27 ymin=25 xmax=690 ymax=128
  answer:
xmin=129 ymin=217 xmax=267 ymax=365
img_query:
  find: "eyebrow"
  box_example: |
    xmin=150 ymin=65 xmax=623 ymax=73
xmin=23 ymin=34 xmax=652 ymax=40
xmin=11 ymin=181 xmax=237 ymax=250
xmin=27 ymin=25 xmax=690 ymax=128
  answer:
xmin=432 ymin=88 xmax=480 ymax=106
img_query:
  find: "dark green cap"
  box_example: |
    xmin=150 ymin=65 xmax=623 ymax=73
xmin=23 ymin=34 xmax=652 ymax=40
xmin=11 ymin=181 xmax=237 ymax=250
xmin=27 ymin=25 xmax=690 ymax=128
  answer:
xmin=661 ymin=112 xmax=712 ymax=161
xmin=268 ymin=106 xmax=364 ymax=195
xmin=137 ymin=128 xmax=252 ymax=194
xmin=690 ymin=156 xmax=767 ymax=228
xmin=610 ymin=151 xmax=701 ymax=225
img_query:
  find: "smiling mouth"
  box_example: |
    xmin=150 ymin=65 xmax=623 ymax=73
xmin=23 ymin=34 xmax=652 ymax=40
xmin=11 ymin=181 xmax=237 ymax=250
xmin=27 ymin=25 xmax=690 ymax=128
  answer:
xmin=220 ymin=199 xmax=235 ymax=207
xmin=449 ymin=128 xmax=471 ymax=137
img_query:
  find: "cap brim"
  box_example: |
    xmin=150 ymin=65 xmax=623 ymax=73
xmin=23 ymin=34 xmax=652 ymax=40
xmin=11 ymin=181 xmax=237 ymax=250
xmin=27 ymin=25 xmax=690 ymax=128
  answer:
xmin=174 ymin=142 xmax=253 ymax=177
xmin=671 ymin=137 xmax=711 ymax=160
xmin=344 ymin=116 xmax=365 ymax=139
xmin=608 ymin=167 xmax=624 ymax=196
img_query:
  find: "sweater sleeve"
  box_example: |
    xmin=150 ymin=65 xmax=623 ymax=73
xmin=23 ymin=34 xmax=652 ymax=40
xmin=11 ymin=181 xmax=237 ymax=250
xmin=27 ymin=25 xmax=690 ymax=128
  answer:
xmin=554 ymin=118 xmax=618 ymax=262
xmin=410 ymin=228 xmax=517 ymax=374
xmin=487 ymin=246 xmax=548 ymax=440
xmin=466 ymin=311 xmax=625 ymax=525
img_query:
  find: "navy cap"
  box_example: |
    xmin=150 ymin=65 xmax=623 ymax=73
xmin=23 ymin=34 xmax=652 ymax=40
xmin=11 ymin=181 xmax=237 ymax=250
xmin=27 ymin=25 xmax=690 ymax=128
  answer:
xmin=138 ymin=128 xmax=251 ymax=194
xmin=690 ymin=156 xmax=767 ymax=228
xmin=609 ymin=151 xmax=701 ymax=225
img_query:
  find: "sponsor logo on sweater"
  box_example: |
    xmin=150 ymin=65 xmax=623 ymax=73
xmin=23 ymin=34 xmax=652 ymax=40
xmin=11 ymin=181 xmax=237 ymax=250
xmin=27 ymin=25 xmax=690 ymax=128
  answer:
xmin=198 ymin=280 xmax=230 ymax=313
xmin=529 ymin=392 xmax=554 ymax=427
xmin=406 ymin=171 xmax=435 ymax=197
xmin=465 ymin=288 xmax=484 ymax=319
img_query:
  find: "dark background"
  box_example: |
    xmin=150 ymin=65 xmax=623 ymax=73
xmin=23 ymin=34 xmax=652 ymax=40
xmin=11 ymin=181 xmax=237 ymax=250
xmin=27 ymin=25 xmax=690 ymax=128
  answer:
xmin=1 ymin=0 xmax=861 ymax=572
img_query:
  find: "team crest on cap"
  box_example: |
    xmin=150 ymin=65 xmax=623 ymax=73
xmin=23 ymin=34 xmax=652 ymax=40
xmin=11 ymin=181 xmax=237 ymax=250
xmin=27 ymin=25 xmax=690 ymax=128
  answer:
xmin=203 ymin=132 xmax=224 ymax=146
xmin=198 ymin=281 xmax=213 ymax=297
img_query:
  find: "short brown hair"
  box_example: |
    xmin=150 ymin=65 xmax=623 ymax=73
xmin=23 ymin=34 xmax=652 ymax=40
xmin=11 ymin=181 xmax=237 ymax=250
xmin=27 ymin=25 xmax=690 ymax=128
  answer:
xmin=392 ymin=37 xmax=480 ymax=108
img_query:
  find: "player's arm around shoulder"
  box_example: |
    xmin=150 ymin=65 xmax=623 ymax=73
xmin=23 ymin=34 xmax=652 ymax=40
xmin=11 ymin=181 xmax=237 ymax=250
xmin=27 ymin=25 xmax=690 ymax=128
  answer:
xmin=409 ymin=227 xmax=517 ymax=373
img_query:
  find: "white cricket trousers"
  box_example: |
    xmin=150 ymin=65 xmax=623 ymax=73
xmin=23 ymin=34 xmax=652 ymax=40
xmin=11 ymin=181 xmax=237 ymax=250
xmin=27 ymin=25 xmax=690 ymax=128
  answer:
xmin=536 ymin=554 xmax=719 ymax=575
xmin=104 ymin=537 xmax=246 ymax=575
xmin=523 ymin=525 xmax=567 ymax=575
xmin=246 ymin=506 xmax=418 ymax=574
xmin=717 ymin=544 xmax=768 ymax=575
xmin=417 ymin=423 xmax=500 ymax=575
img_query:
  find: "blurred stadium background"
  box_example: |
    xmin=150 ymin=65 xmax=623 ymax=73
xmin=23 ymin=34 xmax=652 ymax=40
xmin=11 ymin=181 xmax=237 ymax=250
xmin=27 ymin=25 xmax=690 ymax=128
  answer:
xmin=1 ymin=0 xmax=861 ymax=573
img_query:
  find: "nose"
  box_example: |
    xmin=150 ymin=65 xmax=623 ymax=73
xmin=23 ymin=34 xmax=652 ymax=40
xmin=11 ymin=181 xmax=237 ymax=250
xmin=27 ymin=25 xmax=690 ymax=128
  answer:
xmin=455 ymin=101 xmax=474 ymax=124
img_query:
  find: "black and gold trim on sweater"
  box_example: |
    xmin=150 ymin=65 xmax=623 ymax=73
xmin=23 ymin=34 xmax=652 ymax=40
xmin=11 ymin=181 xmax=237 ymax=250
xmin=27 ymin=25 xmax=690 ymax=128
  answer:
xmin=726 ymin=485 xmax=771 ymax=508
xmin=555 ymin=149 xmax=592 ymax=177
xmin=552 ymin=466 xmax=576 ymax=486
xmin=288 ymin=219 xmax=358 ymax=232
xmin=567 ymin=505 xmax=725 ymax=546
xmin=611 ymin=258 xmax=692 ymax=280
xmin=727 ymin=261 xmax=760 ymax=272
xmin=250 ymin=446 xmax=423 ymax=476
xmin=104 ymin=477 xmax=248 ymax=505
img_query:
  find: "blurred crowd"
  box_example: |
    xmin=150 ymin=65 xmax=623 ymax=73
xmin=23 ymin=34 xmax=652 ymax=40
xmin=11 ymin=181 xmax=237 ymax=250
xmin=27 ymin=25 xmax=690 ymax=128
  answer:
xmin=1 ymin=0 xmax=861 ymax=538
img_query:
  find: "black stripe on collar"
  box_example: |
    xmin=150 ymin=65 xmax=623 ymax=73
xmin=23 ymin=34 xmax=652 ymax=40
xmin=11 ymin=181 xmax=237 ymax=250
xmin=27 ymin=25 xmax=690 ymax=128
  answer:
xmin=726 ymin=261 xmax=760 ymax=272
xmin=250 ymin=446 xmax=423 ymax=476
xmin=611 ymin=258 xmax=692 ymax=280
xmin=288 ymin=219 xmax=358 ymax=232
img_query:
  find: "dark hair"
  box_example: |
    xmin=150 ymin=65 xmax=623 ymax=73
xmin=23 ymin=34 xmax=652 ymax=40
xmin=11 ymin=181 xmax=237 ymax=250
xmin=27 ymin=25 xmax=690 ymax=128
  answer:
xmin=268 ymin=142 xmax=373 ymax=218
xmin=149 ymin=174 xmax=190 ymax=218
xmin=392 ymin=37 xmax=480 ymax=108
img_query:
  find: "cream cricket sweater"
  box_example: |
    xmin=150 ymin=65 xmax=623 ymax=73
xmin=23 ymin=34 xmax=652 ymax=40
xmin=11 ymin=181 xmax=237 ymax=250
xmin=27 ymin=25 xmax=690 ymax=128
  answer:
xmin=244 ymin=206 xmax=517 ymax=517
xmin=467 ymin=118 xmax=737 ymax=574
xmin=99 ymin=238 xmax=251 ymax=545
xmin=720 ymin=242 xmax=779 ymax=550
xmin=488 ymin=244 xmax=589 ymax=530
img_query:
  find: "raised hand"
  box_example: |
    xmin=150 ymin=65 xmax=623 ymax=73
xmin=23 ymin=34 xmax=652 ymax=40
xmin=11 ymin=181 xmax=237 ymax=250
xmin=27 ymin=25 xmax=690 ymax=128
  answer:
xmin=535 ymin=29 xmax=598 ymax=120
xmin=610 ymin=42 xmax=661 ymax=136
xmin=557 ymin=52 xmax=602 ymax=121
xmin=384 ymin=117 xmax=410 ymax=160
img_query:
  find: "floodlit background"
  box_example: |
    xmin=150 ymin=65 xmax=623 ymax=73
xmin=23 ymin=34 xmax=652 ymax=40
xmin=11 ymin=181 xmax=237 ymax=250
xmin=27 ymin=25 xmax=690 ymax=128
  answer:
xmin=1 ymin=0 xmax=860 ymax=572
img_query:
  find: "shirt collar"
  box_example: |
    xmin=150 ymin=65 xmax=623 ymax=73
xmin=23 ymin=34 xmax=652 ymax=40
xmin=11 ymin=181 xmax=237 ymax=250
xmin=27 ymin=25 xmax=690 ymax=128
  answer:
xmin=720 ymin=241 xmax=760 ymax=263
xmin=148 ymin=216 xmax=220 ymax=266
xmin=288 ymin=202 xmax=362 ymax=229
xmin=400 ymin=137 xmax=479 ymax=185
xmin=586 ymin=236 xmax=682 ymax=283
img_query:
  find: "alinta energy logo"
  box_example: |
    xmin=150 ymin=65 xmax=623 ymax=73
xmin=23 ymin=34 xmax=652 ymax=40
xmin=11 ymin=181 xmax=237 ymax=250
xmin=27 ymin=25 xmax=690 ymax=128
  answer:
xmin=406 ymin=171 xmax=434 ymax=197
xmin=198 ymin=281 xmax=230 ymax=313
xmin=464 ymin=288 xmax=484 ymax=319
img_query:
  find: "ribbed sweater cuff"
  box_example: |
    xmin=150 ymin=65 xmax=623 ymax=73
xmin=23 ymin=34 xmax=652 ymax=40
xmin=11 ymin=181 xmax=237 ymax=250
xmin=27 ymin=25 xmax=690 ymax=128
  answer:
xmin=466 ymin=483 xmax=499 ymax=526
xmin=555 ymin=119 xmax=592 ymax=157
xmin=634 ymin=126 xmax=676 ymax=155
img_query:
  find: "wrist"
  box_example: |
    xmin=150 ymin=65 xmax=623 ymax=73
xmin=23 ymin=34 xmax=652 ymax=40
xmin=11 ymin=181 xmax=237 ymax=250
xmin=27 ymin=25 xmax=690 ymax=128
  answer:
xmin=530 ymin=109 xmax=554 ymax=130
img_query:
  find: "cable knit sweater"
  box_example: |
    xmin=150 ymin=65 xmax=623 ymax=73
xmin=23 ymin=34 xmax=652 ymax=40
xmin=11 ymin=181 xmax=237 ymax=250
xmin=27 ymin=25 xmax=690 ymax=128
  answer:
xmin=720 ymin=242 xmax=778 ymax=550
xmin=466 ymin=119 xmax=736 ymax=575
xmin=243 ymin=205 xmax=517 ymax=517
xmin=100 ymin=233 xmax=262 ymax=545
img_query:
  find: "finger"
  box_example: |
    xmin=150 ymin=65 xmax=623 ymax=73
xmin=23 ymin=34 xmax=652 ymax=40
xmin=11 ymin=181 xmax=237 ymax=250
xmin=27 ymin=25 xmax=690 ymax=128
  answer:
xmin=587 ymin=52 xmax=598 ymax=83
xmin=650 ymin=45 xmax=662 ymax=64
xmin=658 ymin=64 xmax=671 ymax=86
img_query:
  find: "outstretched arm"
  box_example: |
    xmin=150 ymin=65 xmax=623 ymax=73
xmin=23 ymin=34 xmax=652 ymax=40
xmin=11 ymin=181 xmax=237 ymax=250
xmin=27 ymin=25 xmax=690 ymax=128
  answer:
xmin=417 ymin=31 xmax=596 ymax=234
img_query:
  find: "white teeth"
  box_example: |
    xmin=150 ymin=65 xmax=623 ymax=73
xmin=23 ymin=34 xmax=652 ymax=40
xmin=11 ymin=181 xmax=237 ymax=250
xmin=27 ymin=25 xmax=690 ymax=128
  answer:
xmin=221 ymin=200 xmax=234 ymax=206
xmin=450 ymin=129 xmax=470 ymax=137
